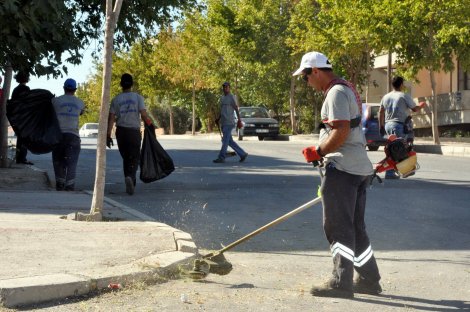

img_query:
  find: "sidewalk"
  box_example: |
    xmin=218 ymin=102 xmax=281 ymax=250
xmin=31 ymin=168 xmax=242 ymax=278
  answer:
xmin=1 ymin=135 xmax=468 ymax=308
xmin=0 ymin=165 xmax=198 ymax=308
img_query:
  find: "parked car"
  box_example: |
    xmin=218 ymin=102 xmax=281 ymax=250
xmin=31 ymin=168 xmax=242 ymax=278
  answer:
xmin=362 ymin=103 xmax=387 ymax=151
xmin=79 ymin=123 xmax=99 ymax=137
xmin=7 ymin=125 xmax=15 ymax=137
xmin=236 ymin=106 xmax=280 ymax=141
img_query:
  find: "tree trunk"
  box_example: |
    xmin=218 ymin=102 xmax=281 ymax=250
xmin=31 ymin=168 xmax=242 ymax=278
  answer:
xmin=168 ymin=96 xmax=174 ymax=135
xmin=0 ymin=65 xmax=13 ymax=168
xmin=387 ymin=51 xmax=392 ymax=93
xmin=191 ymin=79 xmax=196 ymax=135
xmin=425 ymin=25 xmax=440 ymax=145
xmin=365 ymin=48 xmax=370 ymax=104
xmin=429 ymin=69 xmax=440 ymax=145
xmin=289 ymin=76 xmax=297 ymax=134
xmin=90 ymin=0 xmax=123 ymax=216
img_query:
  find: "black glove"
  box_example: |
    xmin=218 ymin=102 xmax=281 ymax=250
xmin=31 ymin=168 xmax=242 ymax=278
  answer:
xmin=106 ymin=137 xmax=114 ymax=148
xmin=379 ymin=127 xmax=386 ymax=137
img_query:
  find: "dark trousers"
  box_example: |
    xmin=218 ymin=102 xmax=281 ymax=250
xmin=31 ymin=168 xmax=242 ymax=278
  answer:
xmin=52 ymin=133 xmax=81 ymax=190
xmin=15 ymin=136 xmax=28 ymax=163
xmin=116 ymin=126 xmax=141 ymax=184
xmin=321 ymin=164 xmax=381 ymax=291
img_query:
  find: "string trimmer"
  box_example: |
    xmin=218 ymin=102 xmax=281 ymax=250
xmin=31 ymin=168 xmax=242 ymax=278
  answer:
xmin=188 ymin=165 xmax=324 ymax=279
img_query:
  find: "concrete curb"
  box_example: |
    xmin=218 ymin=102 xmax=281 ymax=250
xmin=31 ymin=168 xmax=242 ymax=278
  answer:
xmin=83 ymin=190 xmax=157 ymax=222
xmin=0 ymin=251 xmax=196 ymax=308
xmin=0 ymin=190 xmax=199 ymax=308
xmin=413 ymin=144 xmax=470 ymax=157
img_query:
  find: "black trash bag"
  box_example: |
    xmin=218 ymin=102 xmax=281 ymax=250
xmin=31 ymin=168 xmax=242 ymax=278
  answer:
xmin=140 ymin=124 xmax=175 ymax=183
xmin=6 ymin=89 xmax=62 ymax=154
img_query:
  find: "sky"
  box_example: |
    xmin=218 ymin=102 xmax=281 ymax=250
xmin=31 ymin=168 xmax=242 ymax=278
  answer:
xmin=27 ymin=49 xmax=95 ymax=96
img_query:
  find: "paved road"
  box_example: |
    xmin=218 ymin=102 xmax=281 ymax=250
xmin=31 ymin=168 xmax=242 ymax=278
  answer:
xmin=28 ymin=136 xmax=470 ymax=253
xmin=23 ymin=136 xmax=470 ymax=311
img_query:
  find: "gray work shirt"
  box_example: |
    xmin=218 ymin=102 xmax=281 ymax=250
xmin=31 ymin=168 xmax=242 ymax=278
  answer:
xmin=52 ymin=94 xmax=85 ymax=137
xmin=380 ymin=91 xmax=416 ymax=124
xmin=320 ymin=85 xmax=373 ymax=176
xmin=219 ymin=93 xmax=238 ymax=126
xmin=110 ymin=92 xmax=146 ymax=129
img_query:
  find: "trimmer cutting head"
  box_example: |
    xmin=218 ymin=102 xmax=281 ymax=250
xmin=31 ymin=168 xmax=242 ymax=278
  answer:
xmin=188 ymin=252 xmax=233 ymax=280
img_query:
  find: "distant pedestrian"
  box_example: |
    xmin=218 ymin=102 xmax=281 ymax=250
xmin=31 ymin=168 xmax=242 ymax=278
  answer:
xmin=294 ymin=51 xmax=382 ymax=299
xmin=379 ymin=76 xmax=425 ymax=179
xmin=213 ymin=82 xmax=248 ymax=163
xmin=11 ymin=71 xmax=33 ymax=165
xmin=51 ymin=78 xmax=85 ymax=191
xmin=107 ymin=73 xmax=153 ymax=195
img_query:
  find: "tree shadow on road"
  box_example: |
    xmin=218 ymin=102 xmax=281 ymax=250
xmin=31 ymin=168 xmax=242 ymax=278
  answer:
xmin=355 ymin=294 xmax=470 ymax=312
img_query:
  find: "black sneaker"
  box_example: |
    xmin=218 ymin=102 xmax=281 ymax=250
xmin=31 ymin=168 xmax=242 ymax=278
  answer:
xmin=239 ymin=153 xmax=248 ymax=163
xmin=353 ymin=278 xmax=382 ymax=295
xmin=65 ymin=184 xmax=75 ymax=191
xmin=56 ymin=182 xmax=65 ymax=191
xmin=310 ymin=282 xmax=354 ymax=299
xmin=213 ymin=158 xmax=225 ymax=163
xmin=385 ymin=173 xmax=400 ymax=179
xmin=17 ymin=160 xmax=34 ymax=165
xmin=125 ymin=176 xmax=135 ymax=195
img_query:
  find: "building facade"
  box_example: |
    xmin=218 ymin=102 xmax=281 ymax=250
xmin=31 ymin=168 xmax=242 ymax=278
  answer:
xmin=363 ymin=53 xmax=470 ymax=134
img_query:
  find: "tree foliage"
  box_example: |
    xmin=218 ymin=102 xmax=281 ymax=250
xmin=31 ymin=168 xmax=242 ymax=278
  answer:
xmin=76 ymin=0 xmax=470 ymax=138
xmin=376 ymin=0 xmax=470 ymax=144
xmin=0 ymin=0 xmax=93 ymax=76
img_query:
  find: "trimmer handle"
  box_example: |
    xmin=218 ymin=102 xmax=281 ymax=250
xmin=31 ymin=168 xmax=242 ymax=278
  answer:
xmin=312 ymin=160 xmax=320 ymax=167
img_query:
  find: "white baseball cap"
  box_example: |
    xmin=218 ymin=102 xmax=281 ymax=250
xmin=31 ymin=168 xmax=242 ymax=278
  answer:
xmin=292 ymin=51 xmax=332 ymax=76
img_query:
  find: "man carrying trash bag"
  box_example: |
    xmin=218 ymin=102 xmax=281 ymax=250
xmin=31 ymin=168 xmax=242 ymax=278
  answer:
xmin=107 ymin=73 xmax=154 ymax=195
xmin=11 ymin=71 xmax=33 ymax=165
xmin=7 ymin=72 xmax=63 ymax=157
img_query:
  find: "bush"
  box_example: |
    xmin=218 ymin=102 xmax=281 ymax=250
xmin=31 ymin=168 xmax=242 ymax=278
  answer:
xmin=149 ymin=105 xmax=190 ymax=134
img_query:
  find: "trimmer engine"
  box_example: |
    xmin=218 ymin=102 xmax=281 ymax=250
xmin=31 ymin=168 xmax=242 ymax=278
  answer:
xmin=374 ymin=135 xmax=419 ymax=178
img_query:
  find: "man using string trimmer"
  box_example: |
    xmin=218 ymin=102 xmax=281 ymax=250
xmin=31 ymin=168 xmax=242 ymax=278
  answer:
xmin=293 ymin=51 xmax=382 ymax=299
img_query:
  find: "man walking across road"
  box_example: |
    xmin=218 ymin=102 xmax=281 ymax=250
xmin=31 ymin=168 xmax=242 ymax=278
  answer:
xmin=379 ymin=76 xmax=426 ymax=179
xmin=293 ymin=51 xmax=382 ymax=299
xmin=107 ymin=73 xmax=153 ymax=195
xmin=213 ymin=82 xmax=248 ymax=163
xmin=51 ymin=78 xmax=84 ymax=191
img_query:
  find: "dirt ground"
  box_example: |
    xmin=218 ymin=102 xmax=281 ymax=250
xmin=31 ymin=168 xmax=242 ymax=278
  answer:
xmin=0 ymin=166 xmax=50 ymax=190
xmin=2 ymin=250 xmax=468 ymax=312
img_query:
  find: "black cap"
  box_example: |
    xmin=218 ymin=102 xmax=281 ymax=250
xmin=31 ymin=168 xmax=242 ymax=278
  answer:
xmin=222 ymin=81 xmax=230 ymax=87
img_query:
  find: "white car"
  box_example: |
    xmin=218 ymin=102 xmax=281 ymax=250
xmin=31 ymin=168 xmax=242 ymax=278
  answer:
xmin=79 ymin=123 xmax=99 ymax=137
